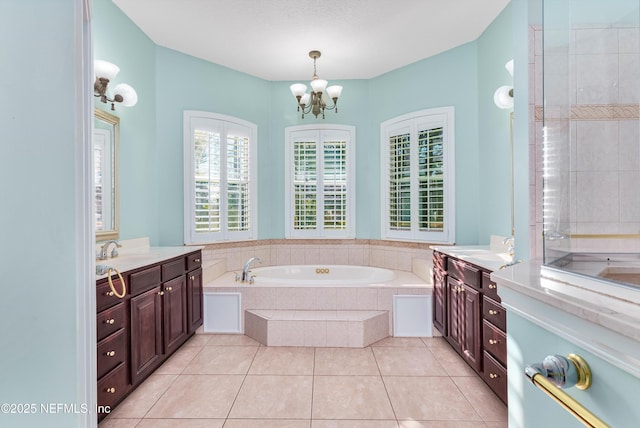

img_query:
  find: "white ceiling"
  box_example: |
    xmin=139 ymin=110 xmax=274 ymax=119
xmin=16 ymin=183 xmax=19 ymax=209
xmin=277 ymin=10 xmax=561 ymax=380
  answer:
xmin=112 ymin=0 xmax=510 ymax=81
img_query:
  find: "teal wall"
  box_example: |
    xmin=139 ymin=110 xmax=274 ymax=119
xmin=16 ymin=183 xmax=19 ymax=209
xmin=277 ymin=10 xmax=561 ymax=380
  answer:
xmin=94 ymin=0 xmax=516 ymax=247
xmin=0 ymin=1 xmax=89 ymax=426
xmin=93 ymin=0 xmax=159 ymax=243
xmin=477 ymin=5 xmax=514 ymax=242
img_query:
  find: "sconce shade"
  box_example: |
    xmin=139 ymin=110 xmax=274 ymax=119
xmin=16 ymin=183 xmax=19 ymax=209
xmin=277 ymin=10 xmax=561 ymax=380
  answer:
xmin=326 ymin=85 xmax=343 ymax=99
xmin=494 ymin=85 xmax=514 ymax=109
xmin=95 ymin=60 xmax=120 ymax=81
xmin=310 ymin=78 xmax=328 ymax=94
xmin=113 ymin=83 xmax=138 ymax=107
xmin=290 ymin=83 xmax=307 ymax=98
xmin=505 ymin=59 xmax=514 ymax=77
xmin=300 ymin=93 xmax=311 ymax=106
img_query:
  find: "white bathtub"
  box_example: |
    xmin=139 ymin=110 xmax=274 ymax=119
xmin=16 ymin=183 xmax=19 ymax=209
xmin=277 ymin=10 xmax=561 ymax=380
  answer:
xmin=250 ymin=264 xmax=395 ymax=285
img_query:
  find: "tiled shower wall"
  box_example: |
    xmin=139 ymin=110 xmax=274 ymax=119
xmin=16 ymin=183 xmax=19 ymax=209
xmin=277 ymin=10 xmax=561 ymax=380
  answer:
xmin=531 ymin=24 xmax=640 ymax=259
xmin=201 ymin=239 xmax=432 ymax=274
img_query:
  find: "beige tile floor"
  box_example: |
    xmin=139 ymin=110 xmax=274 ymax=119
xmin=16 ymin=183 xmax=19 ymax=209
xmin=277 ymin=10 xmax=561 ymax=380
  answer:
xmin=99 ymin=334 xmax=507 ymax=428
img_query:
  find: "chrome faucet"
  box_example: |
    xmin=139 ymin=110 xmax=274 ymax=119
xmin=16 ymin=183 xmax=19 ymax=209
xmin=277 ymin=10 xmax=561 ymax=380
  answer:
xmin=98 ymin=240 xmax=121 ymax=260
xmin=503 ymin=236 xmax=515 ymax=259
xmin=241 ymin=257 xmax=261 ymax=282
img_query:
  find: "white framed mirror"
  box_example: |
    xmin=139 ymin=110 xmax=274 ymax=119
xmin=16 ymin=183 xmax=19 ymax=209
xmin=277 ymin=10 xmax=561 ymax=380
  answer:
xmin=94 ymin=108 xmax=119 ymax=241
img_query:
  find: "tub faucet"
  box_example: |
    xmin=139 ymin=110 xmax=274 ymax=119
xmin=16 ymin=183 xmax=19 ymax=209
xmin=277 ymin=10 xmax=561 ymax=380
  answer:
xmin=242 ymin=257 xmax=261 ymax=282
xmin=98 ymin=240 xmax=121 ymax=260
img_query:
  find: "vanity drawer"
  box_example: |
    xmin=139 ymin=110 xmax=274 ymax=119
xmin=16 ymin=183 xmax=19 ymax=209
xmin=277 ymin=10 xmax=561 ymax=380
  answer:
xmin=483 ymin=296 xmax=506 ymax=332
xmin=96 ymin=278 xmax=126 ymax=312
xmin=129 ymin=265 xmax=161 ymax=295
xmin=97 ymin=362 xmax=129 ymax=419
xmin=483 ymin=351 xmax=508 ymax=404
xmin=483 ymin=319 xmax=507 ymax=366
xmin=162 ymin=258 xmax=184 ymax=282
xmin=97 ymin=302 xmax=126 ymax=342
xmin=447 ymin=258 xmax=480 ymax=289
xmin=97 ymin=328 xmax=127 ymax=379
xmin=482 ymin=271 xmax=501 ymax=302
xmin=186 ymin=251 xmax=202 ymax=271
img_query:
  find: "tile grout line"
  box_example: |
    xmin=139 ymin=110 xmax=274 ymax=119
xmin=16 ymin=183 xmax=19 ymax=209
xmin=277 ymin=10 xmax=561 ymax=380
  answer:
xmin=220 ymin=342 xmax=262 ymax=426
xmin=136 ymin=341 xmax=206 ymax=423
xmin=370 ymin=344 xmax=400 ymax=425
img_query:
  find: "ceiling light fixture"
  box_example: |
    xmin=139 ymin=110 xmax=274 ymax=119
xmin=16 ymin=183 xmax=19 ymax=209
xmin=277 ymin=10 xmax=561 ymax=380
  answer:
xmin=493 ymin=59 xmax=514 ymax=109
xmin=94 ymin=60 xmax=138 ymax=111
xmin=290 ymin=50 xmax=343 ymax=119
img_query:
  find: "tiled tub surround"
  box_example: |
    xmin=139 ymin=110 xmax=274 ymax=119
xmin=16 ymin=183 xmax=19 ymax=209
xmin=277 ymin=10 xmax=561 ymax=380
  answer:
xmin=200 ymin=239 xmax=433 ymax=283
xmin=204 ymin=269 xmax=431 ymax=345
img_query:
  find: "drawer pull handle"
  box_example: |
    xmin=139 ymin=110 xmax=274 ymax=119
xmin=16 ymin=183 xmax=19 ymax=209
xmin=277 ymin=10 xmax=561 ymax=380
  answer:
xmin=488 ymin=310 xmax=499 ymax=315
xmin=489 ymin=339 xmax=500 ymax=345
xmin=105 ymin=318 xmax=115 ymax=325
xmin=105 ymin=387 xmax=116 ymax=394
xmin=489 ymin=284 xmax=497 ymax=290
xmin=106 ymin=350 xmax=116 ymax=357
xmin=489 ymin=373 xmax=499 ymax=379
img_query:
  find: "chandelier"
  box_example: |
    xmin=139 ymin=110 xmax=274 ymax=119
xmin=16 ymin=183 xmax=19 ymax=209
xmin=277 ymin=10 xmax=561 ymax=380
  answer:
xmin=289 ymin=50 xmax=343 ymax=119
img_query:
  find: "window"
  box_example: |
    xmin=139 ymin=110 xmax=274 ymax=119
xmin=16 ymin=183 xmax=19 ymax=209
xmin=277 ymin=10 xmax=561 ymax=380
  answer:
xmin=183 ymin=111 xmax=257 ymax=244
xmin=381 ymin=107 xmax=455 ymax=243
xmin=285 ymin=125 xmax=355 ymax=238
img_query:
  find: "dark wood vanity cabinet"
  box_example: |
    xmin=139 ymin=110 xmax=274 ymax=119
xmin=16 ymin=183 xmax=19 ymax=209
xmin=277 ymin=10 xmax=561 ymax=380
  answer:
xmin=432 ymin=250 xmax=507 ymax=404
xmin=96 ymin=249 xmax=203 ymax=421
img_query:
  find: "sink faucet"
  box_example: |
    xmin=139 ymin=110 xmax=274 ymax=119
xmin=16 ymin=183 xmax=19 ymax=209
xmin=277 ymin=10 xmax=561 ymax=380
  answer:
xmin=241 ymin=257 xmax=261 ymax=282
xmin=98 ymin=240 xmax=121 ymax=260
xmin=503 ymin=236 xmax=515 ymax=259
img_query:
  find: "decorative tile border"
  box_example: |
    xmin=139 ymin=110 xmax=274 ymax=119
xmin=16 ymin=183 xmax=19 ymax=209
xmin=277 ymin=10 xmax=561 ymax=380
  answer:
xmin=535 ymin=104 xmax=640 ymax=121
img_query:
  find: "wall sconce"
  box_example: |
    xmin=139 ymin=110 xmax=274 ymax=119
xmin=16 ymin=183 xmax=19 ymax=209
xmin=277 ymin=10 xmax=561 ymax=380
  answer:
xmin=94 ymin=60 xmax=138 ymax=111
xmin=493 ymin=59 xmax=514 ymax=109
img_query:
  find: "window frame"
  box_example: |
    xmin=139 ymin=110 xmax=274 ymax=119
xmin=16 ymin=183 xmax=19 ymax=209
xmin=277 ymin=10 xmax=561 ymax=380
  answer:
xmin=380 ymin=107 xmax=455 ymax=243
xmin=285 ymin=124 xmax=356 ymax=239
xmin=183 ymin=110 xmax=257 ymax=244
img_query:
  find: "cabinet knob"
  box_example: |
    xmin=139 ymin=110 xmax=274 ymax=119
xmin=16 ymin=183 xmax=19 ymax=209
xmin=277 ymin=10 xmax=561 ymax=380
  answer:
xmin=489 ymin=373 xmax=499 ymax=379
xmin=489 ymin=284 xmax=497 ymax=290
xmin=488 ymin=310 xmax=499 ymax=316
xmin=166 ymin=286 xmax=173 ymax=291
xmin=190 ymin=275 xmax=195 ymax=280
xmin=158 ymin=291 xmax=164 ymax=296
xmin=106 ymin=350 xmax=116 ymax=357
xmin=489 ymin=339 xmax=499 ymax=345
xmin=105 ymin=387 xmax=116 ymax=394
xmin=105 ymin=291 xmax=115 ymax=297
xmin=105 ymin=318 xmax=115 ymax=325
xmin=194 ymin=258 xmax=201 ymax=262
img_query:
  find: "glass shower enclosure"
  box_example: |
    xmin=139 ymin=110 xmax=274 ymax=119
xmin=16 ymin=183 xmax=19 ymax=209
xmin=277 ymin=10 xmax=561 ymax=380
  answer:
xmin=541 ymin=0 xmax=640 ymax=296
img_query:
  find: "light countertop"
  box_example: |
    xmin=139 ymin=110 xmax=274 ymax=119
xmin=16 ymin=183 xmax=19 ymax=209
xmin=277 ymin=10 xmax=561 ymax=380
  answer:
xmin=430 ymin=245 xmax=512 ymax=271
xmin=96 ymin=244 xmax=203 ymax=279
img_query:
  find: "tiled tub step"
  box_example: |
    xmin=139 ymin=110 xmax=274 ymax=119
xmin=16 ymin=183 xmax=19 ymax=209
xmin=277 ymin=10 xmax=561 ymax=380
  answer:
xmin=244 ymin=309 xmax=389 ymax=347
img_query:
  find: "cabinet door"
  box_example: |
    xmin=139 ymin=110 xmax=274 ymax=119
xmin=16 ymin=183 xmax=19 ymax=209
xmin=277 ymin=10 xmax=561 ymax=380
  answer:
xmin=433 ymin=267 xmax=447 ymax=335
xmin=163 ymin=275 xmax=188 ymax=354
xmin=187 ymin=267 xmax=203 ymax=334
xmin=130 ymin=287 xmax=163 ymax=385
xmin=446 ymin=277 xmax=463 ymax=352
xmin=461 ymin=283 xmax=482 ymax=373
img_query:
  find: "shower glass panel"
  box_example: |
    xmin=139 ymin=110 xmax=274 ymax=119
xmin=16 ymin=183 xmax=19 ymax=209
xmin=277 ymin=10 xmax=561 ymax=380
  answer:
xmin=542 ymin=0 xmax=640 ymax=289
